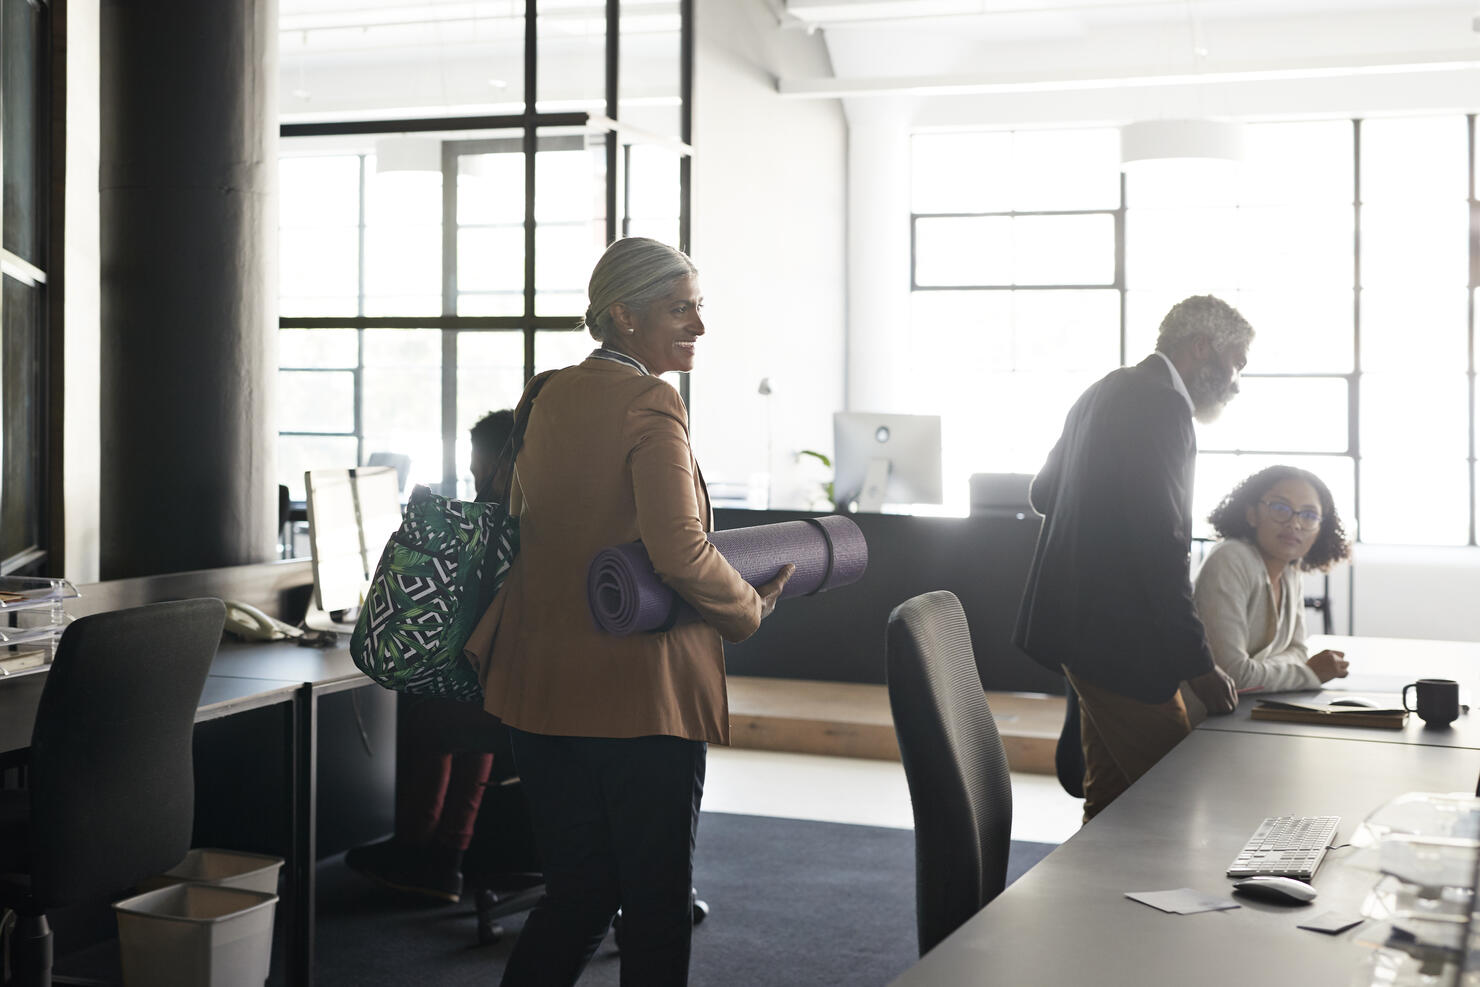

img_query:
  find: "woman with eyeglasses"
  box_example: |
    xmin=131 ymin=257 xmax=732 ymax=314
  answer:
xmin=1180 ymin=465 xmax=1353 ymax=723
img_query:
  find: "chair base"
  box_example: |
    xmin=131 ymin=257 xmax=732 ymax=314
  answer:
xmin=4 ymin=912 xmax=53 ymax=987
xmin=473 ymin=880 xmax=547 ymax=945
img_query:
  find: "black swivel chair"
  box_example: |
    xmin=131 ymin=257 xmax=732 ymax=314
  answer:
xmin=0 ymin=598 xmax=226 ymax=986
xmin=967 ymin=473 xmax=1038 ymax=519
xmin=885 ymin=590 xmax=1013 ymax=957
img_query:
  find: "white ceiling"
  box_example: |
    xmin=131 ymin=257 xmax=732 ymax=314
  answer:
xmin=773 ymin=0 xmax=1480 ymax=126
xmin=274 ymin=0 xmax=1480 ymax=122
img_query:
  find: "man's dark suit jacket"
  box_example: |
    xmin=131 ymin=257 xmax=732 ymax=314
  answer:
xmin=1013 ymin=354 xmax=1215 ymax=704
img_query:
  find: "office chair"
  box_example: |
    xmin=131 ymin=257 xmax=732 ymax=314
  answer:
xmin=967 ymin=473 xmax=1038 ymax=519
xmin=885 ymin=590 xmax=1013 ymax=957
xmin=0 ymin=598 xmax=226 ymax=986
xmin=366 ymin=452 xmax=412 ymax=495
xmin=1304 ymin=573 xmax=1334 ymax=634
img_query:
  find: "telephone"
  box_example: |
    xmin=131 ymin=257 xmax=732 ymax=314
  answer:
xmin=223 ymin=600 xmax=304 ymax=642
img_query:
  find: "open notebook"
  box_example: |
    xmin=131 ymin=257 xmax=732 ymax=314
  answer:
xmin=1250 ymin=697 xmax=1407 ymax=729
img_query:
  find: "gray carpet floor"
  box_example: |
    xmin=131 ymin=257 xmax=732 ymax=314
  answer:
xmin=308 ymin=811 xmax=1057 ymax=987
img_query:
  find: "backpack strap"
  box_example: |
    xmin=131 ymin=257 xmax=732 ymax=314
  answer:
xmin=494 ymin=369 xmax=560 ymax=506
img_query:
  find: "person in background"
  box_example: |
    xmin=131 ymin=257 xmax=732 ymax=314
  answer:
xmin=344 ymin=409 xmax=517 ymax=903
xmin=471 ymin=408 xmax=516 ymax=502
xmin=463 ymin=237 xmax=794 ymax=986
xmin=1181 ymin=465 xmax=1353 ymax=723
xmin=1014 ymin=295 xmax=1254 ymax=821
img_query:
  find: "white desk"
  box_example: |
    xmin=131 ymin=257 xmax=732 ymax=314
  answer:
xmin=891 ymin=729 xmax=1479 ymax=986
xmin=891 ymin=634 xmax=1480 ymax=986
xmin=1201 ymin=635 xmax=1480 ymax=749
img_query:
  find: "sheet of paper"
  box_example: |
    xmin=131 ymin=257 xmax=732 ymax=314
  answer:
xmin=1296 ymin=910 xmax=1364 ymax=935
xmin=1323 ymin=675 xmax=1410 ymax=694
xmin=1124 ymin=889 xmax=1241 ymax=915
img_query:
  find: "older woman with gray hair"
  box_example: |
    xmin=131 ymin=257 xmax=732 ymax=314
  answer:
xmin=464 ymin=237 xmax=793 ymax=986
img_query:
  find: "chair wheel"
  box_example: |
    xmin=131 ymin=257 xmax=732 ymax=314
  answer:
xmin=610 ymin=890 xmax=708 ymax=951
xmin=476 ymin=888 xmax=506 ymax=945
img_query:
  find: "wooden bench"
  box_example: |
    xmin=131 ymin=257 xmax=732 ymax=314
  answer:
xmin=726 ymin=676 xmax=1064 ymax=775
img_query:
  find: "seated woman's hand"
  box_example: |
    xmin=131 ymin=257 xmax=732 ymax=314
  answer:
xmin=756 ymin=564 xmax=796 ymax=620
xmin=1305 ymin=649 xmax=1348 ymax=682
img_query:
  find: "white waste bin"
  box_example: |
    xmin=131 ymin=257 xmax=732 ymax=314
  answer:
xmin=142 ymin=848 xmax=284 ymax=895
xmin=113 ymin=883 xmax=277 ymax=987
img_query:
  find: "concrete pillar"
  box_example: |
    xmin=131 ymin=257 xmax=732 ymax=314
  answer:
xmin=99 ymin=0 xmax=278 ymax=578
xmin=843 ymin=95 xmax=913 ymax=414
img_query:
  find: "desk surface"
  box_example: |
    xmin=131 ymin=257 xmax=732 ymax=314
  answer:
xmin=891 ymin=729 xmax=1480 ymax=986
xmin=1201 ymin=634 xmax=1480 ymax=749
xmin=210 ymin=639 xmax=367 ymax=693
xmin=893 ymin=634 xmax=1480 ymax=986
xmin=0 ymin=638 xmax=368 ymax=756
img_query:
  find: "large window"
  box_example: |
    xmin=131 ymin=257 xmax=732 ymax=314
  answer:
xmin=276 ymin=0 xmax=690 ymax=503
xmin=910 ymin=115 xmax=1478 ymax=547
xmin=1 ymin=0 xmax=51 ymax=573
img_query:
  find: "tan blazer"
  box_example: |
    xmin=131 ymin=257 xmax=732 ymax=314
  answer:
xmin=463 ymin=356 xmax=763 ymax=744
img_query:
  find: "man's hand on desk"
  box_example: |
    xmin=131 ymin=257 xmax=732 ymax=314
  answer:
xmin=1306 ymin=649 xmax=1349 ymax=683
xmin=1189 ymin=666 xmax=1238 ymax=715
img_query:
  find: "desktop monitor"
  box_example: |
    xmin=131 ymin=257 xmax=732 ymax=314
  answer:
xmin=305 ymin=466 xmax=403 ymax=618
xmin=832 ymin=412 xmax=943 ymax=513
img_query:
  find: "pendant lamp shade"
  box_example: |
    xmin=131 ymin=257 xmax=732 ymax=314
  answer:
xmin=1120 ymin=119 xmax=1245 ymax=169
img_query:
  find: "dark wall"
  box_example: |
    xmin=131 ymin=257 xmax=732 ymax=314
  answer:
xmin=715 ymin=508 xmax=1064 ymax=695
xmin=98 ymin=0 xmax=278 ymax=579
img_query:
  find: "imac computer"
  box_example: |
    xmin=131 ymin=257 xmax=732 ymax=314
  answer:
xmin=304 ymin=465 xmax=403 ymax=630
xmin=832 ymin=412 xmax=943 ymax=513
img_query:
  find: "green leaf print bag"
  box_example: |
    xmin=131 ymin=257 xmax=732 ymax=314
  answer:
xmin=349 ymin=485 xmax=515 ymax=701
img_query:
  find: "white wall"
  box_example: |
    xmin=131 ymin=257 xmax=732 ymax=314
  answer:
xmin=803 ymin=9 xmax=1480 ymax=642
xmin=1347 ymin=546 xmax=1480 ymax=642
xmin=688 ymin=0 xmax=847 ymax=510
xmin=63 ymin=0 xmax=101 ymax=582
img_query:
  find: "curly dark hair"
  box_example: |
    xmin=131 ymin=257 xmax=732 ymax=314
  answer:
xmin=1207 ymin=465 xmax=1352 ymax=572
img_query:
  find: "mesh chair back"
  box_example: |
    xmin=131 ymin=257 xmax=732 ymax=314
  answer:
xmin=886 ymin=590 xmax=1012 ymax=956
xmin=28 ymin=598 xmax=225 ymax=907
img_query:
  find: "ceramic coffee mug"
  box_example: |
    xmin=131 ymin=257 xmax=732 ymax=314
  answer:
xmin=1402 ymin=678 xmax=1461 ymax=729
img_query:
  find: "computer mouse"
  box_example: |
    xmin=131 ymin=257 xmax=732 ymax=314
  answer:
xmin=1231 ymin=876 xmax=1318 ymax=904
xmin=1328 ymin=697 xmax=1379 ymax=708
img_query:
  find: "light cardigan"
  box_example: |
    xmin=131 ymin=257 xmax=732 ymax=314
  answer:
xmin=1180 ymin=537 xmax=1319 ymax=724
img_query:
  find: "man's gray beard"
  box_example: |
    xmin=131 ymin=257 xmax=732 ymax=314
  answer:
xmin=1187 ymin=362 xmax=1238 ymax=424
xmin=1193 ymin=401 xmax=1227 ymax=425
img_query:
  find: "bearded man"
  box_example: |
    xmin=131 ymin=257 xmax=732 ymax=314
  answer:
xmin=1014 ymin=295 xmax=1254 ymax=820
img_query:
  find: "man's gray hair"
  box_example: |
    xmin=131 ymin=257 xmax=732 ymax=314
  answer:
xmin=580 ymin=237 xmax=698 ymax=343
xmin=1155 ymin=295 xmax=1254 ymax=355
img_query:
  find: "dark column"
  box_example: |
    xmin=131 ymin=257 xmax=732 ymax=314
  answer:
xmin=99 ymin=0 xmax=278 ymax=578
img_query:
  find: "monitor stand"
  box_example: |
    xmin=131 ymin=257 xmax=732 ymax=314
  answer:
xmin=855 ymin=457 xmax=892 ymax=514
xmin=302 ymin=604 xmax=360 ymax=637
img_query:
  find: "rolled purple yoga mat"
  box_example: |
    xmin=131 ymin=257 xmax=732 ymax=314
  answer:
xmin=587 ymin=515 xmax=868 ymax=636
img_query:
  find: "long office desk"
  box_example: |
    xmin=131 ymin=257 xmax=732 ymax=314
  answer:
xmin=893 ymin=729 xmax=1480 ymax=986
xmin=0 ymin=637 xmax=372 ymax=987
xmin=892 ymin=634 xmax=1480 ymax=986
xmin=1199 ymin=635 xmax=1480 ymax=749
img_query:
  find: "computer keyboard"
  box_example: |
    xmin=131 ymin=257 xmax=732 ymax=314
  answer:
xmin=1226 ymin=815 xmax=1341 ymax=880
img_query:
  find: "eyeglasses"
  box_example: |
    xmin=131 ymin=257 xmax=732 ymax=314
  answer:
xmin=1260 ymin=500 xmax=1322 ymax=530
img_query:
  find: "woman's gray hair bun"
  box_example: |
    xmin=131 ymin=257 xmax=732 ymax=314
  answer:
xmin=583 ymin=237 xmax=697 ymax=343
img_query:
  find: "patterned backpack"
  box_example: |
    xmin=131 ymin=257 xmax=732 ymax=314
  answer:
xmin=349 ymin=486 xmax=516 ymax=701
xmin=348 ymin=370 xmax=556 ymax=701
